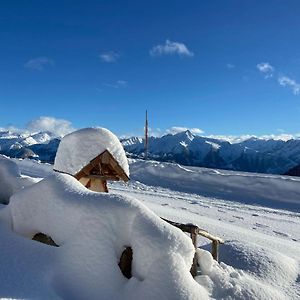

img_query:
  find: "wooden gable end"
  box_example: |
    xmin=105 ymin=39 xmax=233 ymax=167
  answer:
xmin=74 ymin=150 xmax=129 ymax=182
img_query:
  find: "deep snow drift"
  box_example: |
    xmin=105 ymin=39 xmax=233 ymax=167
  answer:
xmin=129 ymin=159 xmax=300 ymax=210
xmin=0 ymin=155 xmax=35 ymax=204
xmin=0 ymin=160 xmax=205 ymax=300
xmin=1 ymin=157 xmax=299 ymax=299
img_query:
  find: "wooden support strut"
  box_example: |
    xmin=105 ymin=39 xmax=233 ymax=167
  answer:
xmin=161 ymin=218 xmax=224 ymax=277
xmin=190 ymin=226 xmax=198 ymax=277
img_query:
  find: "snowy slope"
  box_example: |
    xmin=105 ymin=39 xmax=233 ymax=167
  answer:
xmin=128 ymin=159 xmax=300 ymax=210
xmin=1 ymin=157 xmax=299 ymax=299
xmin=110 ymin=160 xmax=300 ymax=299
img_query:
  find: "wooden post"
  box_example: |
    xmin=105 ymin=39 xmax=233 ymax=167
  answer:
xmin=212 ymin=240 xmax=219 ymax=261
xmin=161 ymin=217 xmax=224 ymax=276
xmin=190 ymin=225 xmax=198 ymax=277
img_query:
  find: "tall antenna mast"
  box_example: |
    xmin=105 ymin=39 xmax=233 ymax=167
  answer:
xmin=144 ymin=110 xmax=148 ymax=160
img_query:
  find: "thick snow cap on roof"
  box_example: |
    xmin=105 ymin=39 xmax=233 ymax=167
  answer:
xmin=54 ymin=127 xmax=129 ymax=177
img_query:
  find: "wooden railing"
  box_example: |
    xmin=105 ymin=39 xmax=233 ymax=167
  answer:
xmin=162 ymin=218 xmax=224 ymax=277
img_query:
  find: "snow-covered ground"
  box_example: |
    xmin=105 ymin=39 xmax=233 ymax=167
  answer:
xmin=0 ymin=157 xmax=299 ymax=299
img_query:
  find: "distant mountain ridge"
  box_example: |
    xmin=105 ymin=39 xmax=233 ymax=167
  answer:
xmin=1 ymin=129 xmax=300 ymax=175
xmin=0 ymin=130 xmax=60 ymax=163
xmin=284 ymin=164 xmax=300 ymax=176
xmin=121 ymin=130 xmax=300 ymax=175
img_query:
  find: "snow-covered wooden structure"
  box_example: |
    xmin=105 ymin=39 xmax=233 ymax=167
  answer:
xmin=52 ymin=127 xmax=223 ymax=277
xmin=53 ymin=128 xmax=129 ymax=192
xmin=73 ymin=150 xmax=129 ymax=192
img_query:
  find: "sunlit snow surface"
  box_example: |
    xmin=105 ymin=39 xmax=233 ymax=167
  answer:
xmin=0 ymin=157 xmax=299 ymax=299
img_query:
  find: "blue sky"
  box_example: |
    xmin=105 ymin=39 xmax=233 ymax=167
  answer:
xmin=1 ymin=0 xmax=300 ymax=138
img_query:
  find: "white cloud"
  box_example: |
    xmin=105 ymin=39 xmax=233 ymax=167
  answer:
xmin=150 ymin=40 xmax=194 ymax=57
xmin=166 ymin=126 xmax=204 ymax=135
xmin=226 ymin=63 xmax=235 ymax=69
xmin=260 ymin=133 xmax=296 ymax=141
xmin=24 ymin=57 xmax=55 ymax=71
xmin=103 ymin=80 xmax=127 ymax=89
xmin=26 ymin=116 xmax=75 ymax=137
xmin=278 ymin=76 xmax=300 ymax=95
xmin=257 ymin=62 xmax=274 ymax=78
xmin=207 ymin=133 xmax=298 ymax=143
xmin=148 ymin=127 xmax=162 ymax=137
xmin=256 ymin=62 xmax=300 ymax=95
xmin=0 ymin=125 xmax=25 ymax=134
xmin=205 ymin=135 xmax=252 ymax=143
xmin=277 ymin=128 xmax=285 ymax=133
xmin=99 ymin=51 xmax=119 ymax=62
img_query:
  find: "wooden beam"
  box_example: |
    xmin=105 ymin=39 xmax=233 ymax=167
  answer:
xmin=162 ymin=218 xmax=223 ymax=243
xmin=190 ymin=226 xmax=198 ymax=277
xmin=32 ymin=233 xmax=59 ymax=247
xmin=74 ymin=150 xmax=129 ymax=183
xmin=162 ymin=217 xmax=224 ymax=272
xmin=197 ymin=229 xmax=224 ymax=244
xmin=118 ymin=246 xmax=133 ymax=279
xmin=85 ymin=175 xmax=120 ymax=181
xmin=212 ymin=240 xmax=219 ymax=261
xmin=89 ymin=178 xmax=108 ymax=193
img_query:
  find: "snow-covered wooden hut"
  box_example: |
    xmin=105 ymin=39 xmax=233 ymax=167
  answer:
xmin=54 ymin=128 xmax=129 ymax=192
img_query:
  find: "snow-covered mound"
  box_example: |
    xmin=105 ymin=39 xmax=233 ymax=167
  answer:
xmin=4 ymin=172 xmax=204 ymax=300
xmin=0 ymin=155 xmax=35 ymax=204
xmin=1 ymin=157 xmax=300 ymax=299
xmin=195 ymin=247 xmax=291 ymax=300
xmin=54 ymin=127 xmax=129 ymax=177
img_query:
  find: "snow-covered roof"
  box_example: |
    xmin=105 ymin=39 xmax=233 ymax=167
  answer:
xmin=54 ymin=128 xmax=129 ymax=177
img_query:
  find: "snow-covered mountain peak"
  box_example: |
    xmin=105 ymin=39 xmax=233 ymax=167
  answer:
xmin=175 ymin=130 xmax=195 ymax=141
xmin=31 ymin=131 xmax=53 ymax=144
xmin=1 ymin=128 xmax=300 ymax=175
xmin=121 ymin=132 xmax=300 ymax=174
xmin=121 ymin=136 xmax=143 ymax=146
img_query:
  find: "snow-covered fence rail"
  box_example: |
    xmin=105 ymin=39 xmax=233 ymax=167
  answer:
xmin=162 ymin=218 xmax=224 ymax=276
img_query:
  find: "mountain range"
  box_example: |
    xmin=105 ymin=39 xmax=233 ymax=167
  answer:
xmin=121 ymin=131 xmax=300 ymax=175
xmin=1 ymin=129 xmax=300 ymax=175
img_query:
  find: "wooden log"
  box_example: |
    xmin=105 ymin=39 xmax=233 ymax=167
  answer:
xmin=198 ymin=229 xmax=224 ymax=244
xmin=118 ymin=246 xmax=132 ymax=279
xmin=190 ymin=226 xmax=198 ymax=277
xmin=161 ymin=218 xmax=197 ymax=233
xmin=89 ymin=178 xmax=108 ymax=193
xmin=161 ymin=218 xmax=224 ymax=243
xmin=161 ymin=217 xmax=224 ymax=274
xmin=79 ymin=177 xmax=90 ymax=186
xmin=85 ymin=175 xmax=120 ymax=181
xmin=32 ymin=233 xmax=59 ymax=247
